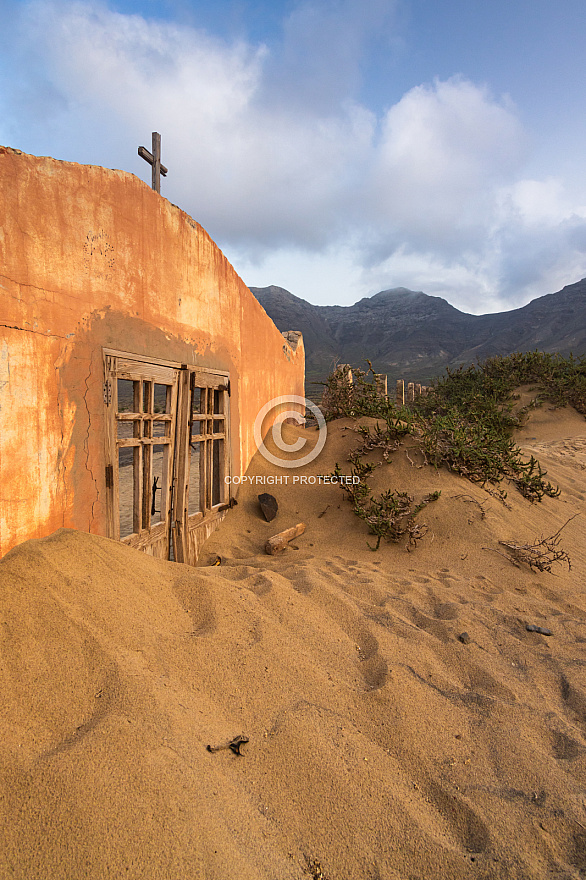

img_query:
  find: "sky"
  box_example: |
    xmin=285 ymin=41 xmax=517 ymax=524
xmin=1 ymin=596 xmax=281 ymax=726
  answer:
xmin=2 ymin=0 xmax=586 ymax=313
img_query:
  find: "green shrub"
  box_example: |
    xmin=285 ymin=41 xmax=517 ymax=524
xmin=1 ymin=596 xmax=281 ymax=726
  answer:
xmin=324 ymin=352 xmax=580 ymax=516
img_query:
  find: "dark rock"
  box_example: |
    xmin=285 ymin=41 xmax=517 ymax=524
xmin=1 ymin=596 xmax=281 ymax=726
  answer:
xmin=458 ymin=632 xmax=471 ymax=644
xmin=258 ymin=493 xmax=278 ymax=522
xmin=526 ymin=624 xmax=552 ymax=635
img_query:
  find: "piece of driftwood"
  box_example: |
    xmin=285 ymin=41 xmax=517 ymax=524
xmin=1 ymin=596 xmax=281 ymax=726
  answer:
xmin=206 ymin=734 xmax=249 ymax=756
xmin=258 ymin=492 xmax=278 ymax=522
xmin=265 ymin=522 xmax=306 ymax=554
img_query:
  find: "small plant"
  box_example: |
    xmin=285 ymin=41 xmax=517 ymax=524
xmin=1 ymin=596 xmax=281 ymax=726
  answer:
xmin=306 ymin=858 xmax=329 ymax=880
xmin=509 ymin=455 xmax=561 ymax=502
xmin=360 ymin=490 xmax=440 ymax=551
xmin=355 ymin=413 xmax=411 ymax=460
xmin=333 ymin=461 xmax=440 ymax=550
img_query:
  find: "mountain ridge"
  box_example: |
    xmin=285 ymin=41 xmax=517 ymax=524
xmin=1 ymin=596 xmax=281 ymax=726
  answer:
xmin=250 ymin=279 xmax=586 ymax=387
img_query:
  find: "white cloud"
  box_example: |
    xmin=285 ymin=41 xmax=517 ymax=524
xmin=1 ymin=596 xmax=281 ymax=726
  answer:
xmin=503 ymin=177 xmax=586 ymax=228
xmin=1 ymin=0 xmax=586 ymax=312
xmin=366 ymin=77 xmax=526 ymax=253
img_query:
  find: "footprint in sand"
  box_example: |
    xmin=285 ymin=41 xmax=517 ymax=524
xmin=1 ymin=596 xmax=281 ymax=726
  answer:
xmin=426 ymin=779 xmax=491 ymax=854
xmin=409 ymin=608 xmax=453 ymax=644
xmin=242 ymin=572 xmax=274 ymax=596
xmin=437 ymin=568 xmax=458 ymax=585
xmin=355 ymin=628 xmax=388 ymax=691
xmin=572 ymin=828 xmax=586 ymax=872
xmin=551 ymin=728 xmax=584 ymax=760
xmin=175 ymin=573 xmax=217 ymax=636
xmin=560 ymin=673 xmax=586 ymax=736
xmin=427 ymin=588 xmax=461 ymax=620
xmin=40 ymin=661 xmax=120 ymax=761
xmin=361 ymin=655 xmax=389 ymax=690
xmin=464 ymin=663 xmax=517 ymax=703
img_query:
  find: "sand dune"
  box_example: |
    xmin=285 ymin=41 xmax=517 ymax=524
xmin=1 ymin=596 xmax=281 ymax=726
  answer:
xmin=2 ymin=402 xmax=586 ymax=878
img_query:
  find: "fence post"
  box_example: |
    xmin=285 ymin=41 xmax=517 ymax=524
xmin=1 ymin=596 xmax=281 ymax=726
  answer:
xmin=375 ymin=373 xmax=388 ymax=397
xmin=396 ymin=379 xmax=404 ymax=405
xmin=407 ymin=382 xmax=415 ymax=403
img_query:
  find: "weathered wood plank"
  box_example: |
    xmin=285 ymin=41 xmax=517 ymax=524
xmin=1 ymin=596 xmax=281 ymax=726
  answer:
xmin=172 ymin=369 xmax=191 ymax=563
xmin=116 ymin=413 xmax=172 ymax=422
xmin=265 ymin=523 xmax=306 ymax=555
xmin=117 ymin=438 xmax=171 ymax=447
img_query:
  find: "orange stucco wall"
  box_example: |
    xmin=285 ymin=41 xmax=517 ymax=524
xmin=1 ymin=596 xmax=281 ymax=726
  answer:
xmin=0 ymin=146 xmax=304 ymax=557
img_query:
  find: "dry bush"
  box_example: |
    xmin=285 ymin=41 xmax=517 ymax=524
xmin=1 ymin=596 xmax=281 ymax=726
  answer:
xmin=491 ymin=514 xmax=578 ymax=572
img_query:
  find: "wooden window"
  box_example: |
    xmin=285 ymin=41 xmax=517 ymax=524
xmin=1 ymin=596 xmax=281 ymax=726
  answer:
xmin=104 ymin=351 xmax=230 ymax=564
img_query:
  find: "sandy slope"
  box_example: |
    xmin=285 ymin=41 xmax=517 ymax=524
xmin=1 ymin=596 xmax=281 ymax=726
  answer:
xmin=2 ymin=402 xmax=586 ymax=879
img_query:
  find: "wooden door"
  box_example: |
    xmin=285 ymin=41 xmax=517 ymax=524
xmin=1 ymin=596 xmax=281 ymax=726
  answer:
xmin=104 ymin=353 xmax=179 ymax=558
xmin=172 ymin=370 xmax=231 ymax=565
xmin=104 ymin=351 xmax=231 ymax=564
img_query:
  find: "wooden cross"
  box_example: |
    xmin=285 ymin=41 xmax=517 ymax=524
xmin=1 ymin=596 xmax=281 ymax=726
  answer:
xmin=138 ymin=132 xmax=168 ymax=194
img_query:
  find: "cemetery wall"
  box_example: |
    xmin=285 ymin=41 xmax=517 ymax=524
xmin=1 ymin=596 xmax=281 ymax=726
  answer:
xmin=0 ymin=147 xmax=304 ymax=557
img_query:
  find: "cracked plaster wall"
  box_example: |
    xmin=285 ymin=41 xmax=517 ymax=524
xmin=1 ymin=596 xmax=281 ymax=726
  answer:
xmin=0 ymin=147 xmax=304 ymax=558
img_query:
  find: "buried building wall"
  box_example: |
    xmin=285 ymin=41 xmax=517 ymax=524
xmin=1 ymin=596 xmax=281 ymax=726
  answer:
xmin=0 ymin=146 xmax=304 ymax=560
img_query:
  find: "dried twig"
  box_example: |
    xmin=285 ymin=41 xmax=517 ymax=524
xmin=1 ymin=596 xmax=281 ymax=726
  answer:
xmin=482 ymin=484 xmax=513 ymax=508
xmin=206 ymin=734 xmax=249 ymax=756
xmin=404 ymin=446 xmax=426 ymax=468
xmin=452 ymin=494 xmax=488 ymax=519
xmin=482 ymin=546 xmax=521 ymax=567
xmin=356 ymin=422 xmax=402 ymax=460
xmin=496 ymin=513 xmax=579 ymax=573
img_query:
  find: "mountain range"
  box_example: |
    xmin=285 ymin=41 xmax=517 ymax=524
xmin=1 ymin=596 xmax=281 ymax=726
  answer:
xmin=250 ymin=278 xmax=586 ymax=390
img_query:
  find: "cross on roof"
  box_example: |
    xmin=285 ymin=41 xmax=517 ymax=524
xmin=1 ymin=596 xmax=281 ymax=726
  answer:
xmin=138 ymin=132 xmax=168 ymax=194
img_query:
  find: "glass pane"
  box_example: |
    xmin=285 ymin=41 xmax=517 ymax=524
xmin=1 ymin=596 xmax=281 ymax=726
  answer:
xmin=212 ymin=438 xmax=223 ymax=506
xmin=117 ymin=379 xmax=135 ymax=413
xmin=119 ymin=447 xmax=136 ymax=537
xmin=154 ymin=383 xmax=168 ymax=414
xmin=213 ymin=419 xmax=223 ymax=435
xmin=213 ymin=389 xmax=223 ymax=414
xmin=117 ymin=420 xmax=138 ymax=441
xmin=151 ymin=444 xmax=166 ymax=525
xmin=191 ymin=418 xmax=203 ymax=437
xmin=192 ymin=386 xmax=202 ymax=413
xmin=188 ymin=440 xmax=201 ymax=514
xmin=152 ymin=420 xmax=166 ymax=438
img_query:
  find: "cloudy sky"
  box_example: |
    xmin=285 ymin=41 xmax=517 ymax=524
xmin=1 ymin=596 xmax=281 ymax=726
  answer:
xmin=2 ymin=0 xmax=586 ymax=313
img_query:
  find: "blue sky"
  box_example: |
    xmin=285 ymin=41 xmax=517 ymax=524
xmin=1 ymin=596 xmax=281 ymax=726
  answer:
xmin=2 ymin=0 xmax=586 ymax=312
